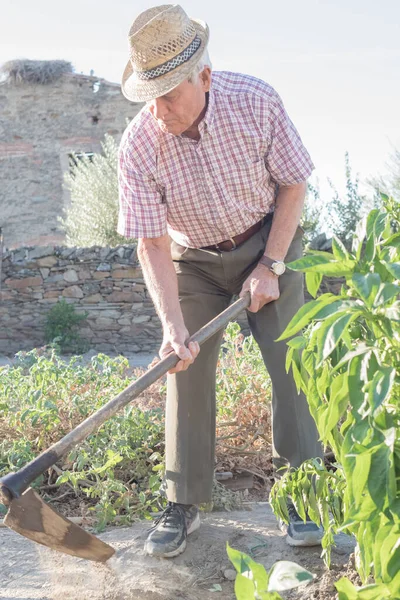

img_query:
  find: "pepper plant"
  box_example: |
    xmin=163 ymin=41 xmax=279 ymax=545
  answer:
xmin=270 ymin=196 xmax=400 ymax=599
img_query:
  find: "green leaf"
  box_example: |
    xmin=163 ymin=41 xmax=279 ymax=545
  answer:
xmin=374 ymin=282 xmax=400 ymax=307
xmin=368 ymin=367 xmax=396 ymax=413
xmin=286 ymin=336 xmax=306 ymax=349
xmin=226 ymin=543 xmax=269 ymax=592
xmin=331 ymin=344 xmax=373 ymax=374
xmin=321 ymin=374 xmax=349 ymax=439
xmin=234 ymin=573 xmax=255 ymax=600
xmin=367 ymin=443 xmax=392 ymax=511
xmin=351 ymin=273 xmax=381 ymax=308
xmin=288 ymin=254 xmax=355 ymax=276
xmin=316 ymin=311 xmax=360 ymax=364
xmin=332 ymin=236 xmax=350 ymax=261
xmin=305 ymin=270 xmax=323 ymax=298
xmin=381 ymin=261 xmax=400 ymax=280
xmin=335 ymin=578 xmax=390 ymax=600
xmin=277 ymin=295 xmax=340 ymax=340
xmin=268 ymin=561 xmax=314 ymax=592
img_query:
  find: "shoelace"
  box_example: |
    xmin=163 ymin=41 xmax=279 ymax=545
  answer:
xmin=148 ymin=502 xmax=187 ymax=533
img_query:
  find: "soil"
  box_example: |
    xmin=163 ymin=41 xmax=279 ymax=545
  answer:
xmin=0 ymin=503 xmax=355 ymax=600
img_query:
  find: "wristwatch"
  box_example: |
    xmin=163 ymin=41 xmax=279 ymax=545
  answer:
xmin=259 ymin=255 xmax=286 ymax=276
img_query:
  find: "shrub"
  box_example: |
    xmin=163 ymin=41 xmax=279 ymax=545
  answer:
xmin=61 ymin=134 xmax=134 ymax=247
xmin=270 ymin=195 xmax=400 ymax=599
xmin=44 ymin=298 xmax=88 ymax=353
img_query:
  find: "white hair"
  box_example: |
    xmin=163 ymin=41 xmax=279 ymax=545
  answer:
xmin=187 ymin=48 xmax=212 ymax=84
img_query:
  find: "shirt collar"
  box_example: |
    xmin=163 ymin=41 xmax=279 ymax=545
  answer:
xmin=202 ymin=85 xmax=215 ymax=134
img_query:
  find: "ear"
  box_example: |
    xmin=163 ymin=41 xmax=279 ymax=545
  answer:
xmin=199 ymin=67 xmax=212 ymax=93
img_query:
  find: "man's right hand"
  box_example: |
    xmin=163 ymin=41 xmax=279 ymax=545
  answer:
xmin=160 ymin=326 xmax=200 ymax=374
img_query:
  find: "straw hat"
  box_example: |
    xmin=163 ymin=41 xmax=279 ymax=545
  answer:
xmin=122 ymin=4 xmax=209 ymax=102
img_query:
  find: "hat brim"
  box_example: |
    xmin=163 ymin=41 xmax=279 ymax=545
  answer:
xmin=121 ymin=19 xmax=209 ymax=103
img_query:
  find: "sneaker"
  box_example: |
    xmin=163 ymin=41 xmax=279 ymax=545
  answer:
xmin=144 ymin=502 xmax=200 ymax=558
xmin=280 ymin=503 xmax=324 ymax=547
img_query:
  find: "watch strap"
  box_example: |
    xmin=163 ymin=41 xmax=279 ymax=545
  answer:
xmin=259 ymin=255 xmax=275 ymax=269
xmin=259 ymin=255 xmax=285 ymax=276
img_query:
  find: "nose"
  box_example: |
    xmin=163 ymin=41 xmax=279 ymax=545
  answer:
xmin=149 ymin=98 xmax=168 ymax=121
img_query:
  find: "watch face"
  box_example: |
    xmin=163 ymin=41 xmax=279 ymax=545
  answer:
xmin=273 ymin=262 xmax=286 ymax=276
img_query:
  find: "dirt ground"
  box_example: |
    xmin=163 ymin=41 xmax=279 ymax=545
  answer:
xmin=0 ymin=503 xmax=355 ymax=600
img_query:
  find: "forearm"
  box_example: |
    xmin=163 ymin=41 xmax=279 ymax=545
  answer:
xmin=264 ymin=181 xmax=307 ymax=261
xmin=137 ymin=236 xmax=184 ymax=333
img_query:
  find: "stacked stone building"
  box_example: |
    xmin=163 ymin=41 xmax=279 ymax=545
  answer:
xmin=0 ymin=60 xmax=142 ymax=249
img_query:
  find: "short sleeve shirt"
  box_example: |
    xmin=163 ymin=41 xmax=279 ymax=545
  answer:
xmin=118 ymin=71 xmax=314 ymax=248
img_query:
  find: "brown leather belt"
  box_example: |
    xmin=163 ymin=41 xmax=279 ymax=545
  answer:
xmin=201 ymin=212 xmax=273 ymax=252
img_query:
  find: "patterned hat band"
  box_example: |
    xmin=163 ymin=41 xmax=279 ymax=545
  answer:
xmin=135 ymin=35 xmax=202 ymax=81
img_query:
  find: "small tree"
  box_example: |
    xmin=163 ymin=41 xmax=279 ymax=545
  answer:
xmin=61 ymin=134 xmax=134 ymax=247
xmin=326 ymin=152 xmax=371 ymax=247
xmin=301 ymin=182 xmax=323 ymax=242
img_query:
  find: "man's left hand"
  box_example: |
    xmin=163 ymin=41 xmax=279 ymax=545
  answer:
xmin=240 ymin=264 xmax=280 ymax=312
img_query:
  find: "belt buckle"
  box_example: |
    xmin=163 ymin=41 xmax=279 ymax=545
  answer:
xmin=229 ymin=238 xmax=237 ymax=251
xmin=215 ymin=236 xmax=236 ymax=252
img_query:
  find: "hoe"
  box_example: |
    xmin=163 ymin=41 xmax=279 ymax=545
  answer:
xmin=0 ymin=294 xmax=250 ymax=562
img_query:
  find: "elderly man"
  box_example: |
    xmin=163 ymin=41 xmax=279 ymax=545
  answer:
xmin=118 ymin=4 xmax=323 ymax=558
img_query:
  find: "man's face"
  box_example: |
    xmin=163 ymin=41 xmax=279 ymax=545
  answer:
xmin=147 ymin=68 xmax=211 ymax=136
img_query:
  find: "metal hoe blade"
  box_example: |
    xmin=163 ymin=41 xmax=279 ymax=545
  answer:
xmin=4 ymin=488 xmax=115 ymax=562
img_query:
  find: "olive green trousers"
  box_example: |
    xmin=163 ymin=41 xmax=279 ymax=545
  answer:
xmin=165 ymin=220 xmax=322 ymax=504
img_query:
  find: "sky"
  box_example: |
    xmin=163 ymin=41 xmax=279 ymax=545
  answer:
xmin=2 ymin=0 xmax=400 ymax=200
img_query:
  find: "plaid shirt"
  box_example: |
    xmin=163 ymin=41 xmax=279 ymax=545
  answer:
xmin=118 ymin=71 xmax=314 ymax=248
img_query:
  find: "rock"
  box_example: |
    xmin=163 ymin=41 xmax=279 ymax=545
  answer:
xmin=85 ymin=293 xmax=103 ymax=304
xmin=11 ymin=249 xmax=27 ymax=262
xmin=92 ymin=317 xmax=119 ymax=330
xmin=112 ymin=268 xmax=141 ymax=279
xmin=63 ymin=269 xmax=79 ymax=282
xmin=132 ymin=315 xmax=151 ymax=323
xmin=62 ymin=285 xmax=84 ymax=299
xmin=118 ymin=318 xmax=131 ymax=326
xmin=96 ymin=263 xmax=111 ymax=272
xmin=93 ymin=271 xmax=111 ymax=280
xmin=39 ymin=268 xmax=50 ymax=279
xmin=108 ymin=291 xmax=136 ymax=303
xmin=5 ymin=276 xmax=43 ymax=289
xmin=36 ymin=256 xmax=58 ymax=267
xmin=98 ymin=309 xmax=120 ymax=319
xmin=78 ymin=268 xmax=91 ymax=280
xmin=223 ymin=569 xmax=237 ymax=582
xmin=27 ymin=246 xmax=54 ymax=259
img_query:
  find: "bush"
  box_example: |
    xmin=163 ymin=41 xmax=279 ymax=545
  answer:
xmin=270 ymin=195 xmax=400 ymax=599
xmin=44 ymin=298 xmax=88 ymax=353
xmin=61 ymin=134 xmax=134 ymax=247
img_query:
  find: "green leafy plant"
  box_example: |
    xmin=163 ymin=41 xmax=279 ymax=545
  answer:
xmin=0 ymin=325 xmax=273 ymax=530
xmin=0 ymin=350 xmax=165 ymax=530
xmin=44 ymin=298 xmax=88 ymax=353
xmin=270 ymin=195 xmax=400 ymax=599
xmin=61 ymin=134 xmax=135 ymax=247
xmin=227 ymin=544 xmax=314 ymax=599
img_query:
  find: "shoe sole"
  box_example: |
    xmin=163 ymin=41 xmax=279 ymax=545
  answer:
xmin=145 ymin=512 xmax=201 ymax=558
xmin=285 ymin=533 xmax=323 ymax=547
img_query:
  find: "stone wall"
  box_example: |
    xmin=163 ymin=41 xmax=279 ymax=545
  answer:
xmin=0 ymin=244 xmax=162 ymax=356
xmin=0 ymin=71 xmax=142 ymax=249
xmin=0 ymin=242 xmax=344 ymax=357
